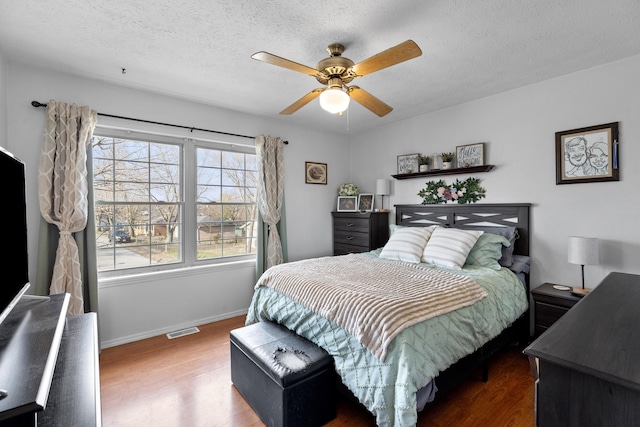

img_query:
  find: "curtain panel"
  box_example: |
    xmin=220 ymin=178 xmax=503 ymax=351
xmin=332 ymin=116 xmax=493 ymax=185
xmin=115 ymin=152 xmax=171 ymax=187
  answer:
xmin=37 ymin=100 xmax=97 ymax=315
xmin=256 ymin=135 xmax=286 ymax=275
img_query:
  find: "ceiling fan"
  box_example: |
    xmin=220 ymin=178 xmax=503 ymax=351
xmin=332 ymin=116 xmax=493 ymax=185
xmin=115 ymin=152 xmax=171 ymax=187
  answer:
xmin=251 ymin=40 xmax=422 ymax=117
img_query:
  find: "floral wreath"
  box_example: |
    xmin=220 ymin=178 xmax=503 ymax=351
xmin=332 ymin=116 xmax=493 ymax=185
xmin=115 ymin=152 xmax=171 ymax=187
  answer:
xmin=418 ymin=177 xmax=486 ymax=204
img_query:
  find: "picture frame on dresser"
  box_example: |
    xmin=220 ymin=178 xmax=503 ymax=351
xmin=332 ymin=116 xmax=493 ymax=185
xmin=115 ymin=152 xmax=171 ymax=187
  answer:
xmin=337 ymin=196 xmax=357 ymax=212
xmin=357 ymin=194 xmax=374 ymax=212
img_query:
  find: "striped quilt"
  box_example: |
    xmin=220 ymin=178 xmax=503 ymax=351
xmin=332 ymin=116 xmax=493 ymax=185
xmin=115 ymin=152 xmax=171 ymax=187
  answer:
xmin=255 ymin=254 xmax=487 ymax=361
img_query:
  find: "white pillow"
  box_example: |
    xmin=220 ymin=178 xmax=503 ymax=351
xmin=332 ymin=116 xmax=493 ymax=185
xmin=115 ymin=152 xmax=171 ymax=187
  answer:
xmin=379 ymin=226 xmax=436 ymax=263
xmin=421 ymin=228 xmax=484 ymax=269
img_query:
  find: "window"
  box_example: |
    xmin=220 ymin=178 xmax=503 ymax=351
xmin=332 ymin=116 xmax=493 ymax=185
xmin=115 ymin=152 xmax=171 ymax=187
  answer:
xmin=196 ymin=146 xmax=258 ymax=260
xmin=92 ymin=132 xmax=257 ymax=275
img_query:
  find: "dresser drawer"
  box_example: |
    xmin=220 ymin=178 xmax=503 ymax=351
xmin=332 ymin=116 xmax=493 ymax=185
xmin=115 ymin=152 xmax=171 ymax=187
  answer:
xmin=333 ymin=217 xmax=370 ymax=233
xmin=535 ymin=301 xmax=570 ymax=329
xmin=334 ymin=242 xmax=369 ymax=255
xmin=533 ymin=293 xmax=577 ymax=309
xmin=334 ymin=231 xmax=369 ymax=247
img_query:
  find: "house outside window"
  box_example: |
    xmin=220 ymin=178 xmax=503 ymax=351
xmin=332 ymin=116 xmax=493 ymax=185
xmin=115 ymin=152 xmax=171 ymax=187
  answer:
xmin=92 ymin=132 xmax=257 ymax=276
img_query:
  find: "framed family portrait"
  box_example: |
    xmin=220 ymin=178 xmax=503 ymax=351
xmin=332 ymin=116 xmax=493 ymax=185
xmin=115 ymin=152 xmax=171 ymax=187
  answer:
xmin=556 ymin=122 xmax=619 ymax=185
xmin=397 ymin=153 xmax=420 ymax=175
xmin=358 ymin=194 xmax=374 ymax=212
xmin=337 ymin=196 xmax=357 ymax=212
xmin=305 ymin=161 xmax=327 ymax=184
xmin=456 ymin=143 xmax=485 ymax=168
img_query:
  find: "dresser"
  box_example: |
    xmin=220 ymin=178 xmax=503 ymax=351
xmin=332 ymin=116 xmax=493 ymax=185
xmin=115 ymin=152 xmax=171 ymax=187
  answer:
xmin=332 ymin=211 xmax=389 ymax=255
xmin=524 ymin=272 xmax=640 ymax=426
xmin=531 ymin=283 xmax=581 ymax=337
xmin=0 ymin=294 xmax=101 ymax=426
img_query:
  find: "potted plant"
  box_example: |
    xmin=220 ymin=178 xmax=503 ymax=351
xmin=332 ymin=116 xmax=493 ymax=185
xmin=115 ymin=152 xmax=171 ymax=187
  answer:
xmin=338 ymin=183 xmax=359 ymax=196
xmin=418 ymin=155 xmax=431 ymax=172
xmin=441 ymin=152 xmax=455 ymax=169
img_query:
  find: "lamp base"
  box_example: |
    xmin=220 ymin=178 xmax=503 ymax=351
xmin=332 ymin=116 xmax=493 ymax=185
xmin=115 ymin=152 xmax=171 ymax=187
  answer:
xmin=571 ymin=287 xmax=591 ymax=297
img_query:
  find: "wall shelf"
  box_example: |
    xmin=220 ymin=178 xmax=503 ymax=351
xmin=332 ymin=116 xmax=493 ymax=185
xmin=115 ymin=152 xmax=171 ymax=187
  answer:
xmin=392 ymin=164 xmax=494 ymax=180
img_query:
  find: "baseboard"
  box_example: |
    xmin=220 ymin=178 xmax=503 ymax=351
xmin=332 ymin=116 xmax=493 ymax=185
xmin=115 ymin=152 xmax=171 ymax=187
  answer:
xmin=100 ymin=308 xmax=248 ymax=349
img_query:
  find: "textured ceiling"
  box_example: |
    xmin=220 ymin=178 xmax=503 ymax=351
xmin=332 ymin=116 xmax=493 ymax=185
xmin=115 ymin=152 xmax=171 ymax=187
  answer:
xmin=1 ymin=0 xmax=640 ymax=135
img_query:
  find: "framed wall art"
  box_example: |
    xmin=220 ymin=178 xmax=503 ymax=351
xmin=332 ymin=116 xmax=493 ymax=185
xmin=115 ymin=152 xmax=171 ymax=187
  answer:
xmin=305 ymin=161 xmax=327 ymax=184
xmin=337 ymin=196 xmax=357 ymax=212
xmin=556 ymin=122 xmax=619 ymax=185
xmin=357 ymin=194 xmax=374 ymax=212
xmin=456 ymin=143 xmax=485 ymax=168
xmin=397 ymin=153 xmax=420 ymax=174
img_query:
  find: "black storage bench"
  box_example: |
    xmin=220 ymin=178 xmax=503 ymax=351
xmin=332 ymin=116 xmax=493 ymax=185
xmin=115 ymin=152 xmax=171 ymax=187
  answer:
xmin=230 ymin=321 xmax=336 ymax=427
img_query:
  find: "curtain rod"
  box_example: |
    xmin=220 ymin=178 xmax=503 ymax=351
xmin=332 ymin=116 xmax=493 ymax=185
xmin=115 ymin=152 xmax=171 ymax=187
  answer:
xmin=31 ymin=101 xmax=288 ymax=144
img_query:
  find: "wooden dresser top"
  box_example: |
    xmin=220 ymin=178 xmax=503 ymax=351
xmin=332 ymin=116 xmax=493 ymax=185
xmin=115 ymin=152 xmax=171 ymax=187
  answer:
xmin=525 ymin=272 xmax=640 ymax=391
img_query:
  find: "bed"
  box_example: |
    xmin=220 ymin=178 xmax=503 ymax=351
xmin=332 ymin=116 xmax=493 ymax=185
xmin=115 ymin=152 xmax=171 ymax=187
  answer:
xmin=245 ymin=203 xmax=531 ymax=426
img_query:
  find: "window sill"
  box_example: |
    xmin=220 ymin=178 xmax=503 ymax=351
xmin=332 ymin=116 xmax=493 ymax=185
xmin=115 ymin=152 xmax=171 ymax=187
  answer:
xmin=98 ymin=258 xmax=256 ymax=288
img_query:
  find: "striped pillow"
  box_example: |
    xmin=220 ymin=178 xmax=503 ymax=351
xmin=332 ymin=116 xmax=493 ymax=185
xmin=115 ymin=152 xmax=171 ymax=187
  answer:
xmin=379 ymin=226 xmax=436 ymax=263
xmin=422 ymin=228 xmax=484 ymax=269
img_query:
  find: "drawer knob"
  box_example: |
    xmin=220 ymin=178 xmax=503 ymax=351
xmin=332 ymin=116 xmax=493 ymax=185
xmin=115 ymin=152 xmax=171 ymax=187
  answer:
xmin=346 ymin=223 xmax=354 ymax=227
xmin=346 ymin=236 xmax=354 ymax=240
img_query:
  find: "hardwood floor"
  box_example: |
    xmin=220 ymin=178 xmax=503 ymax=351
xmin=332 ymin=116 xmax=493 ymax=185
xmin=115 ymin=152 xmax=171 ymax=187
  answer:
xmin=100 ymin=316 xmax=535 ymax=426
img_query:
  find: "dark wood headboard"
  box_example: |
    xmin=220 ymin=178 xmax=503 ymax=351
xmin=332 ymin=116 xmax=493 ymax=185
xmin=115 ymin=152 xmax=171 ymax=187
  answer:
xmin=395 ymin=204 xmax=531 ymax=257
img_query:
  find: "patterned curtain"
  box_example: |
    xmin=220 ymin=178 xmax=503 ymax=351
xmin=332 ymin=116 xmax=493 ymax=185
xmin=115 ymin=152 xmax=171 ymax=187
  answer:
xmin=37 ymin=100 xmax=97 ymax=315
xmin=256 ymin=135 xmax=285 ymax=274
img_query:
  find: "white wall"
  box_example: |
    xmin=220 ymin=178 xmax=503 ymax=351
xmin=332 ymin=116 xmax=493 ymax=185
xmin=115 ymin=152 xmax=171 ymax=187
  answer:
xmin=6 ymin=61 xmax=350 ymax=348
xmin=350 ymin=54 xmax=640 ymax=291
xmin=7 ymin=54 xmax=640 ymax=348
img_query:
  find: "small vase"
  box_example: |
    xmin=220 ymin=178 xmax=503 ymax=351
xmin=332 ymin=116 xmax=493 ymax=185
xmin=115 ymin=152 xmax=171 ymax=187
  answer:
xmin=419 ymin=164 xmax=428 ymax=172
xmin=442 ymin=161 xmax=452 ymax=169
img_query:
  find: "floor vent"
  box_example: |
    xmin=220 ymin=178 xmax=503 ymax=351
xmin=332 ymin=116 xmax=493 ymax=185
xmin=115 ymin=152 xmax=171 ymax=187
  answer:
xmin=166 ymin=326 xmax=200 ymax=339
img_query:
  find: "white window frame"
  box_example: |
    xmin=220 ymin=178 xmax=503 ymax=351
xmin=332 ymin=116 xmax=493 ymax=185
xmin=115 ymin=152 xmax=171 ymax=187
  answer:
xmin=93 ymin=126 xmax=257 ymax=278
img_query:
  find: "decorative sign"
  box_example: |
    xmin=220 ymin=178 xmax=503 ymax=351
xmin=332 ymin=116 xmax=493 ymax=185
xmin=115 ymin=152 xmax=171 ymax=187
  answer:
xmin=456 ymin=143 xmax=485 ymax=168
xmin=397 ymin=153 xmax=419 ymax=174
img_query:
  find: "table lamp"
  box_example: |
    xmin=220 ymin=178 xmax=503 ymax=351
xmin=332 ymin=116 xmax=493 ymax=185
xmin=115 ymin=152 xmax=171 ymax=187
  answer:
xmin=376 ymin=179 xmax=390 ymax=212
xmin=568 ymin=236 xmax=599 ymax=295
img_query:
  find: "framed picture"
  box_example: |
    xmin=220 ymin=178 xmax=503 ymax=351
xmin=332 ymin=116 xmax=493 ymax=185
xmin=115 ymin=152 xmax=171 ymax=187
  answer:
xmin=337 ymin=196 xmax=357 ymax=212
xmin=556 ymin=122 xmax=619 ymax=185
xmin=456 ymin=143 xmax=485 ymax=168
xmin=397 ymin=153 xmax=420 ymax=174
xmin=358 ymin=194 xmax=374 ymax=212
xmin=305 ymin=161 xmax=327 ymax=184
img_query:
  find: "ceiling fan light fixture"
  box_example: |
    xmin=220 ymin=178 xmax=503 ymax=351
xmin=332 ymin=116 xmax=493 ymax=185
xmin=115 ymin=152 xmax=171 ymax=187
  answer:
xmin=319 ymin=88 xmax=350 ymax=114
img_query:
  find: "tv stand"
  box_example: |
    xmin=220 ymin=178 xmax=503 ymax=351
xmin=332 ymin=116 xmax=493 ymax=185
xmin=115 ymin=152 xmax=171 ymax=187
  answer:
xmin=0 ymin=293 xmax=101 ymax=426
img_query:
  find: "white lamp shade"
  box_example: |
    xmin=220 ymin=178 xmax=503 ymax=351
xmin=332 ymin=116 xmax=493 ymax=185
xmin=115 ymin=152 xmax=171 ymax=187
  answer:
xmin=376 ymin=179 xmax=390 ymax=196
xmin=319 ymin=88 xmax=350 ymax=114
xmin=568 ymin=236 xmax=599 ymax=265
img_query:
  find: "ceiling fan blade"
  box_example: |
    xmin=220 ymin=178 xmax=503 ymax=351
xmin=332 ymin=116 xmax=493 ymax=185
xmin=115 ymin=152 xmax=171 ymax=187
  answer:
xmin=351 ymin=40 xmax=422 ymax=77
xmin=252 ymin=51 xmax=319 ymax=76
xmin=348 ymin=86 xmax=393 ymax=117
xmin=280 ymin=89 xmax=323 ymax=115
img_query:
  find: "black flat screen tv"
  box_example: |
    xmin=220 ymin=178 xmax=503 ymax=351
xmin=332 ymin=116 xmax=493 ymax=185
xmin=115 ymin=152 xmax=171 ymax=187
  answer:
xmin=0 ymin=146 xmax=30 ymax=326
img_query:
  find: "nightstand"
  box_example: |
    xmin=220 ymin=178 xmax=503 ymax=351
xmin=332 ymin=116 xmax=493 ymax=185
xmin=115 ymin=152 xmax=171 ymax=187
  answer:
xmin=531 ymin=283 xmax=582 ymax=337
